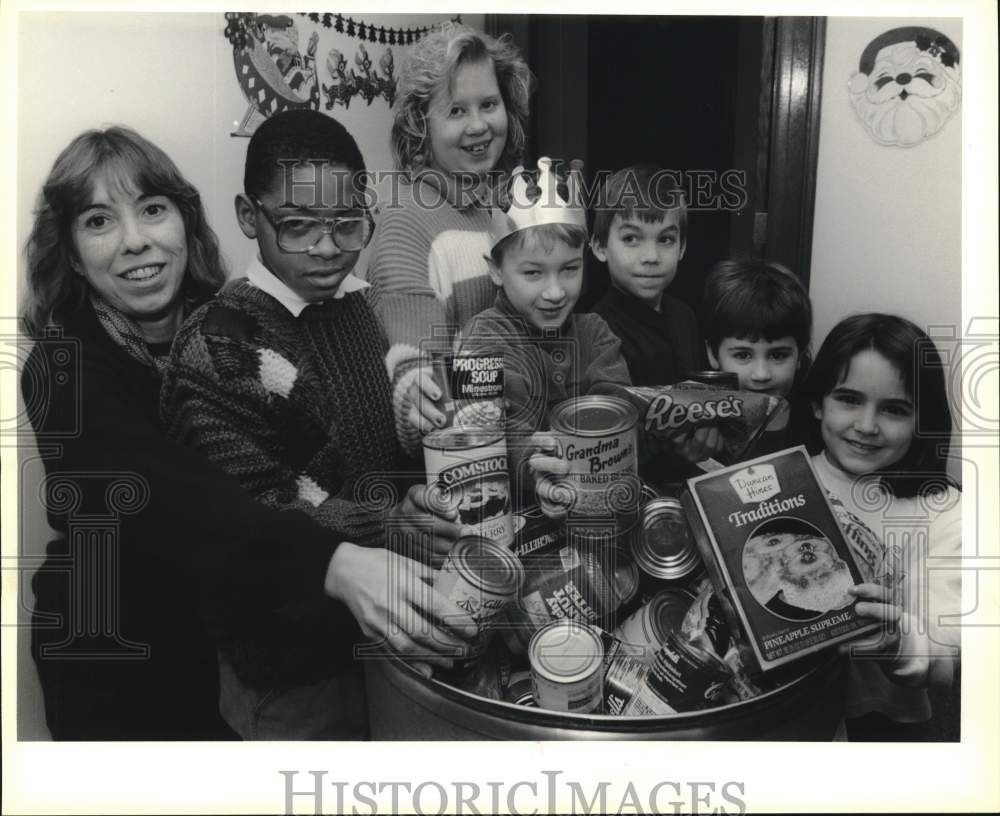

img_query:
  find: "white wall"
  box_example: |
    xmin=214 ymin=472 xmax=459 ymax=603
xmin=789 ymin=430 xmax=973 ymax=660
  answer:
xmin=15 ymin=9 xmax=481 ymax=741
xmin=17 ymin=12 xmax=483 ymax=280
xmin=810 ymin=17 xmax=962 ymax=346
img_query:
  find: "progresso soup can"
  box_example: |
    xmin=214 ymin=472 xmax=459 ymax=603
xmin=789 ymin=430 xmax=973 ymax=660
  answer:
xmin=423 ymin=427 xmax=513 ymax=547
xmin=548 ymin=395 xmax=639 ymax=518
xmin=529 ymin=619 xmax=605 ymax=714
xmin=435 ymin=535 xmax=524 ymax=663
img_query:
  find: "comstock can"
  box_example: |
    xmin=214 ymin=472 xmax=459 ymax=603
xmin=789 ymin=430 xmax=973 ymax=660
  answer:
xmin=632 ymin=497 xmax=703 ymax=584
xmin=613 ymin=588 xmax=696 ymax=664
xmin=423 ymin=427 xmax=513 ymax=546
xmin=548 ymin=396 xmax=638 ymax=518
xmin=529 ymin=620 xmax=605 ymax=713
xmin=435 ymin=536 xmax=524 ymax=663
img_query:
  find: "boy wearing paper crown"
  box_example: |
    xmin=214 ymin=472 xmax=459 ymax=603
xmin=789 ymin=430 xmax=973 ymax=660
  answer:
xmin=454 ymin=158 xmax=632 ymax=517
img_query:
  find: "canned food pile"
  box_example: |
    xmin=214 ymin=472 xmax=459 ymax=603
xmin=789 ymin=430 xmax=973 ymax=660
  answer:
xmin=430 ymin=498 xmax=780 ymax=717
xmin=422 ymin=393 xmax=803 ymax=717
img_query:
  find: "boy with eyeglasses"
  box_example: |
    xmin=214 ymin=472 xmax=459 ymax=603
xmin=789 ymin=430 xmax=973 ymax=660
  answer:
xmin=161 ymin=110 xmax=474 ymax=739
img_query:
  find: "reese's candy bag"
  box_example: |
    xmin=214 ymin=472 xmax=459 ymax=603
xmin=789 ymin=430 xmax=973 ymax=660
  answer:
xmin=599 ymin=381 xmax=785 ymax=466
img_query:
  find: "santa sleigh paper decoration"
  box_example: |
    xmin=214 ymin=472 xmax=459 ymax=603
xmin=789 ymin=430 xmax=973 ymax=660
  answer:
xmin=229 ymin=14 xmax=321 ymax=136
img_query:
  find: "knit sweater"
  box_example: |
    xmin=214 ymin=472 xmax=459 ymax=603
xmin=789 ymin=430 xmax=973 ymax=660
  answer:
xmin=367 ymin=173 xmax=498 ymax=449
xmin=456 ymin=291 xmax=633 ymax=489
xmin=24 ymin=298 xmax=343 ymax=738
xmin=592 ymin=284 xmax=704 ymax=386
xmin=812 ymin=452 xmax=962 ymax=723
xmin=161 ymin=279 xmax=401 ymax=689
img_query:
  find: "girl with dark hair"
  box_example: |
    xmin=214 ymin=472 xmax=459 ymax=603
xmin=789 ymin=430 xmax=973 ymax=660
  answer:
xmin=805 ymin=313 xmax=961 ymax=740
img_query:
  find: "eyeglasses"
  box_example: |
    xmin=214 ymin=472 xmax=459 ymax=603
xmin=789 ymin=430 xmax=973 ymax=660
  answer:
xmin=251 ymin=197 xmax=375 ymax=253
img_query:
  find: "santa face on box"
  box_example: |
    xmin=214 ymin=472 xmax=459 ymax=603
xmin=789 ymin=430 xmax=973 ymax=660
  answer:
xmin=848 ymin=26 xmax=961 ymax=147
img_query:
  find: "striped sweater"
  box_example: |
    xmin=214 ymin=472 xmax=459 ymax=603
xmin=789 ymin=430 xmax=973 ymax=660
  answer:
xmin=367 ymin=174 xmax=498 ymax=450
xmin=160 ymin=280 xmax=402 ymax=689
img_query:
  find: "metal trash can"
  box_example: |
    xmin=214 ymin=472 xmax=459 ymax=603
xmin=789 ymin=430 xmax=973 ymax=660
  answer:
xmin=364 ymin=652 xmax=846 ymax=740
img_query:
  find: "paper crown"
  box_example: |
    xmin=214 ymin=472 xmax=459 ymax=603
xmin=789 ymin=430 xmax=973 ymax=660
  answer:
xmin=488 ymin=157 xmax=587 ymax=250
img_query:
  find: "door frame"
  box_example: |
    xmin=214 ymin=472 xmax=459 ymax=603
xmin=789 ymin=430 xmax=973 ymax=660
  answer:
xmin=486 ymin=14 xmax=826 ymax=287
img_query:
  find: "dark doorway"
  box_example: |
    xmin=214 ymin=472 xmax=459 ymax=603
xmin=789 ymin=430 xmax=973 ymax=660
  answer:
xmin=486 ymin=15 xmax=824 ymax=313
xmin=582 ymin=15 xmax=757 ymax=311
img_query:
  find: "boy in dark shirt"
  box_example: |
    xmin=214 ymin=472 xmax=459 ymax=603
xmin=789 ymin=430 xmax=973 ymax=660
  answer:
xmin=591 ymin=165 xmax=703 ymax=386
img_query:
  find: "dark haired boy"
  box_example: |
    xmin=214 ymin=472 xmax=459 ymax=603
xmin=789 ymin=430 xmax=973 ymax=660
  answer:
xmin=700 ymin=259 xmax=814 ymax=453
xmin=162 ymin=109 xmax=473 ymax=739
xmin=590 ymin=165 xmax=703 ymax=387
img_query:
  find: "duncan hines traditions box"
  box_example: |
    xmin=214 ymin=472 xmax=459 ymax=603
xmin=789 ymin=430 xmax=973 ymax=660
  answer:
xmin=680 ymin=446 xmax=879 ymax=672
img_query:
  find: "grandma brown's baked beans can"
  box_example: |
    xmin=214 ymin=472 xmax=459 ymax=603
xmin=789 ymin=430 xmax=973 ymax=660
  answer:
xmin=633 ymin=498 xmax=703 ymax=584
xmin=613 ymin=588 xmax=696 ymax=664
xmin=548 ymin=396 xmax=638 ymax=518
xmin=529 ymin=620 xmax=605 ymax=713
xmin=435 ymin=535 xmax=524 ymax=662
xmin=423 ymin=427 xmax=513 ymax=547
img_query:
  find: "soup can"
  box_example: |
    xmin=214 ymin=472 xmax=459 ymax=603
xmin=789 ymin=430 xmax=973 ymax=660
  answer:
xmin=450 ymin=352 xmax=505 ymax=428
xmin=435 ymin=535 xmax=524 ymax=663
xmin=613 ymin=587 xmax=696 ymax=664
xmin=503 ymin=670 xmax=537 ymax=707
xmin=621 ymin=632 xmax=733 ymax=715
xmin=529 ymin=620 xmax=605 ymax=713
xmin=632 ymin=497 xmax=703 ymax=583
xmin=424 ymin=427 xmax=513 ymax=546
xmin=684 ymin=370 xmax=740 ymax=389
xmin=548 ymin=396 xmax=639 ymax=518
xmin=604 ymin=650 xmax=652 ymax=716
xmin=502 ymin=544 xmax=639 ymax=653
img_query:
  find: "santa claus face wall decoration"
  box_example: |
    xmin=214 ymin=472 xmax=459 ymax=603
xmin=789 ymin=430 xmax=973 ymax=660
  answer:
xmin=848 ymin=26 xmax=961 ymax=147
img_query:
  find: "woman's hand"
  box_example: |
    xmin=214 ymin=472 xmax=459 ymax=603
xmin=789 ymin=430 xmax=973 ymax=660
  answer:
xmin=387 ymin=483 xmax=462 ymax=567
xmin=528 ymin=432 xmax=571 ymax=520
xmin=325 ymin=543 xmax=476 ymax=668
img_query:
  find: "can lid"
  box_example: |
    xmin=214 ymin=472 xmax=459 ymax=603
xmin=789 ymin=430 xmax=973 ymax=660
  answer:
xmin=529 ymin=620 xmax=604 ymax=683
xmin=423 ymin=426 xmax=504 ymax=451
xmin=646 ymin=588 xmax=697 ymax=644
xmin=548 ymin=395 xmax=638 ymax=437
xmin=684 ymin=370 xmax=740 ymax=389
xmin=633 ymin=498 xmax=702 ymax=580
xmin=450 ymin=536 xmax=524 ymax=595
xmin=611 ymin=554 xmax=640 ymax=606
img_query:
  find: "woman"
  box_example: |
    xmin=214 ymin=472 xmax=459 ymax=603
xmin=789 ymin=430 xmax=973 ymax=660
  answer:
xmin=366 ymin=23 xmax=533 ymax=450
xmin=21 ymin=127 xmax=471 ymax=740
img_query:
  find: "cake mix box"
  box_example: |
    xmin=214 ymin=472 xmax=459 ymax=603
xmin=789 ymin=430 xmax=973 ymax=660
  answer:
xmin=680 ymin=446 xmax=880 ymax=673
